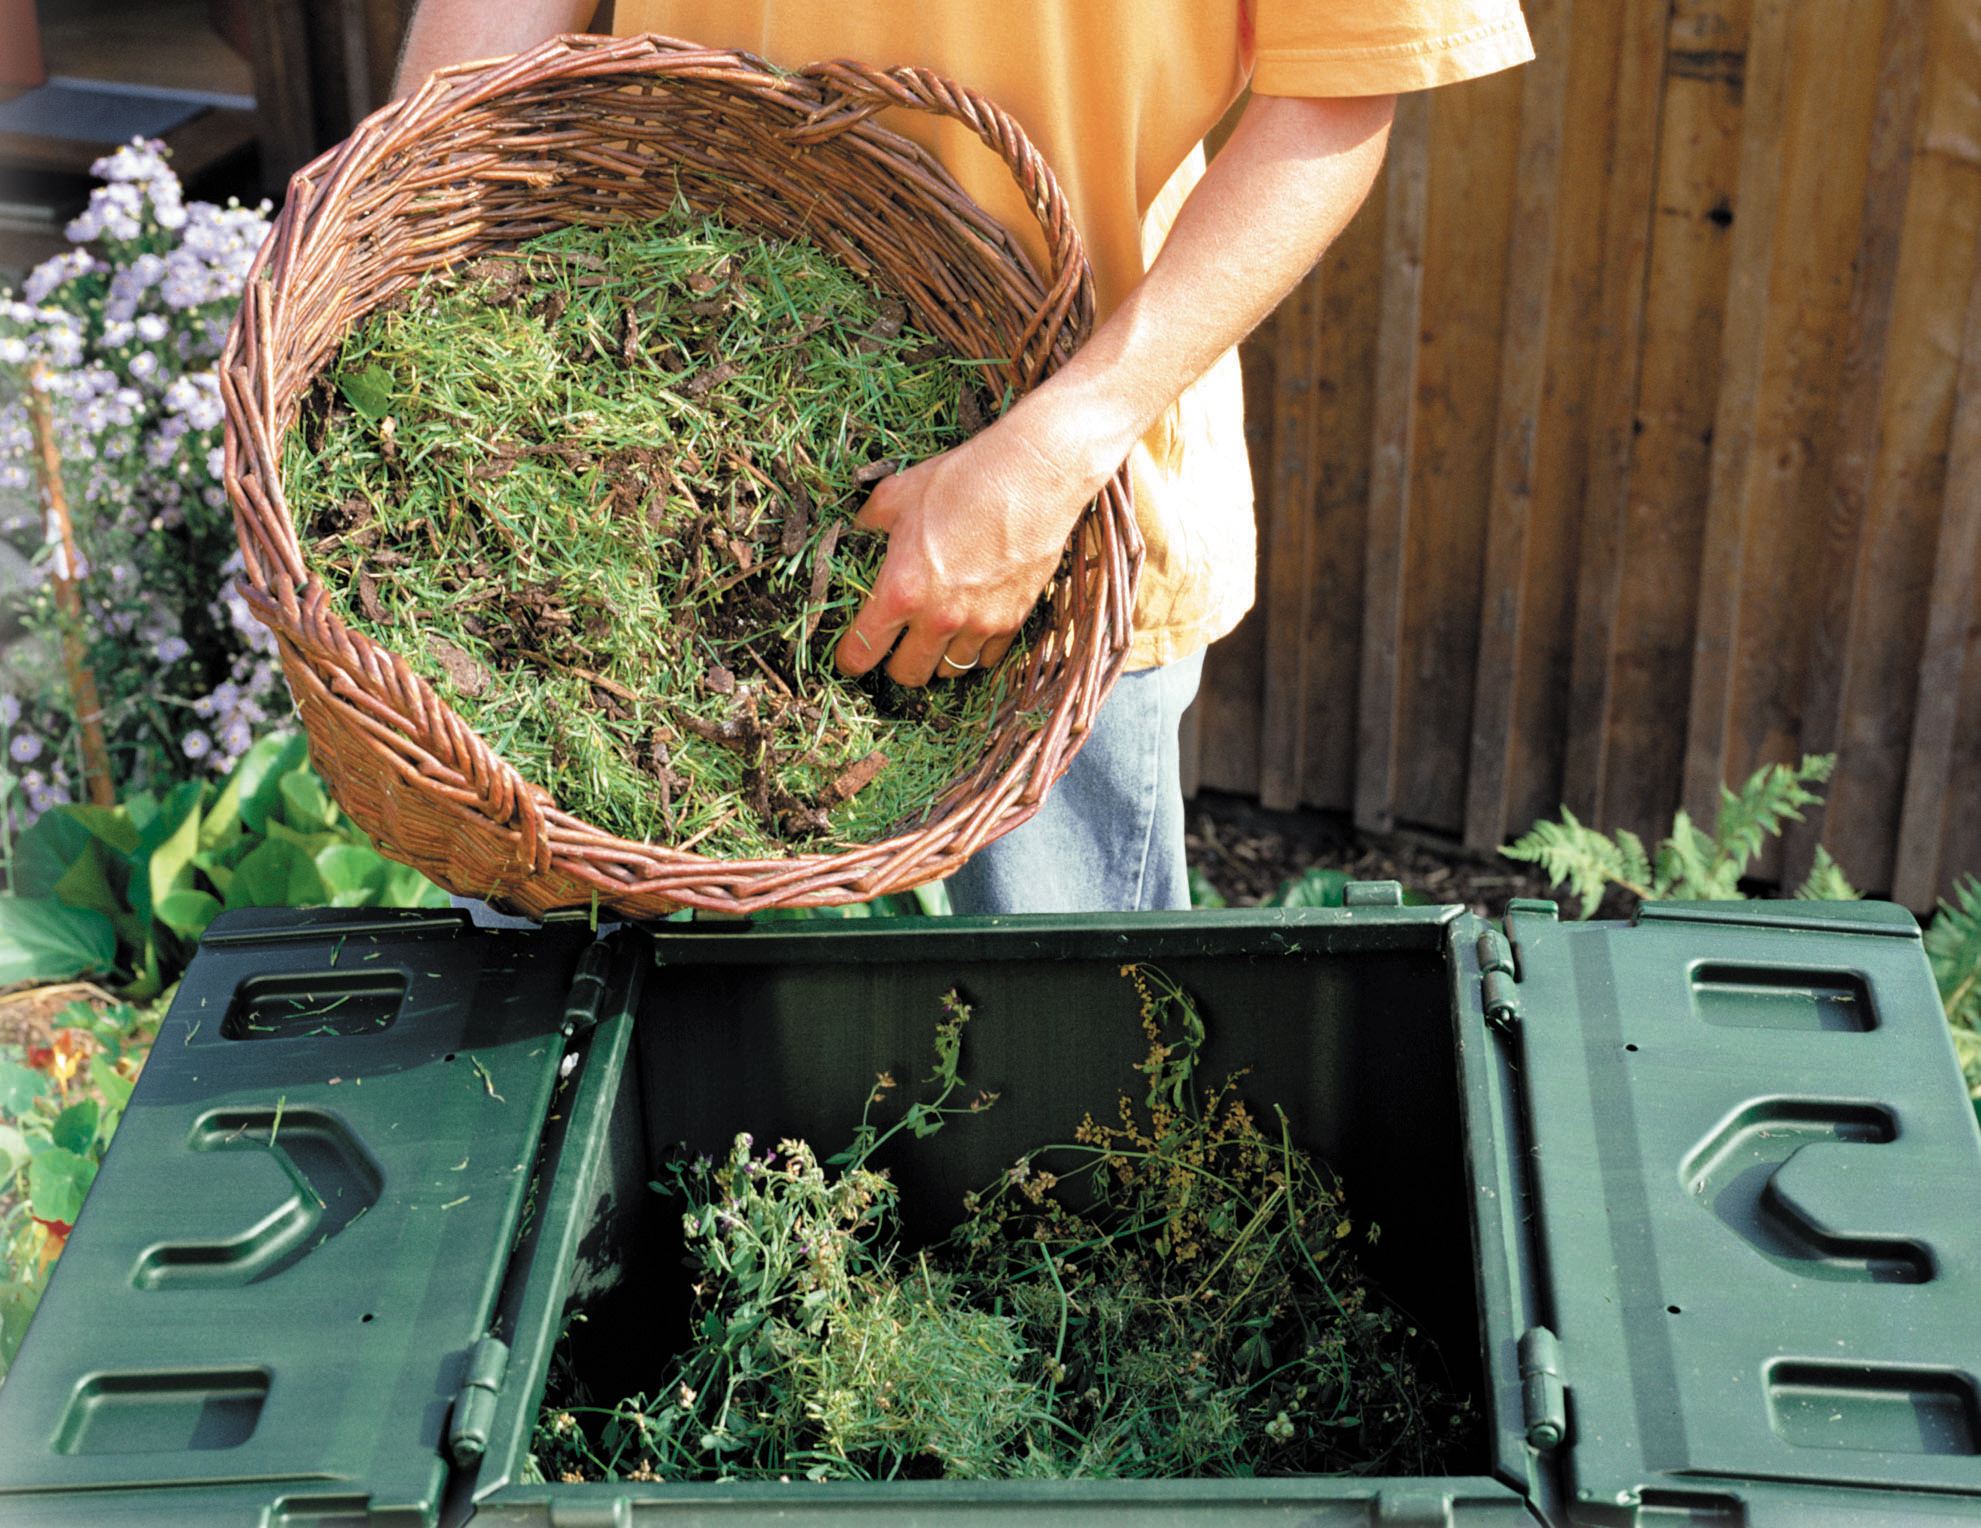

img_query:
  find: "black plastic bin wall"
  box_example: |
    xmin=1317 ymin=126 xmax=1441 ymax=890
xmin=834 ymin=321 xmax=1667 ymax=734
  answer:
xmin=1 ymin=896 xmax=1978 ymax=1527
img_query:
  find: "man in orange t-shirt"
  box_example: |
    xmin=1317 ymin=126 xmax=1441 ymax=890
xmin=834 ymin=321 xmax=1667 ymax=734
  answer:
xmin=397 ymin=3 xmax=1531 ymax=915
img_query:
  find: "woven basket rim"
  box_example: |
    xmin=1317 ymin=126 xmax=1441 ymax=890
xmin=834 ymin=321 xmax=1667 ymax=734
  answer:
xmin=220 ymin=33 xmax=1142 ymax=918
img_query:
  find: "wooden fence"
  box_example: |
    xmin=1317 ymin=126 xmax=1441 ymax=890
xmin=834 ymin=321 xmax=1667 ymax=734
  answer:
xmin=1185 ymin=0 xmax=1981 ymax=912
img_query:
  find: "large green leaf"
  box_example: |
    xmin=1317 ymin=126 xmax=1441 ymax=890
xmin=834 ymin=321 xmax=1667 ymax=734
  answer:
xmin=26 ymin=1146 xmax=96 ymax=1227
xmin=62 ymin=804 xmax=142 ymax=857
xmin=277 ymin=766 xmax=338 ymax=834
xmin=0 ymin=897 xmax=117 ymax=987
xmin=315 ymin=844 xmax=388 ymax=902
xmin=263 ymin=818 xmax=344 ymax=858
xmin=138 ymin=780 xmax=209 ymax=915
xmin=205 ymin=732 xmax=311 ymax=843
xmin=11 ymin=810 xmax=97 ymax=899
xmin=224 ymin=838 xmax=329 ymax=910
xmin=156 ymin=887 xmax=224 ymax=940
xmin=380 ymin=859 xmax=449 ymax=908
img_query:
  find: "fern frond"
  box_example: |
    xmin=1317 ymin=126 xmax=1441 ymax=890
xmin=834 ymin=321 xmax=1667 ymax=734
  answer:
xmin=1614 ymin=828 xmax=1654 ymax=897
xmin=1502 ymin=808 xmax=1652 ymax=919
xmin=1713 ymin=754 xmax=1835 ymax=876
xmin=1926 ymin=876 xmax=1981 ymax=1030
xmin=1653 ymin=808 xmax=1739 ymax=900
xmin=1792 ymin=844 xmax=1860 ymax=903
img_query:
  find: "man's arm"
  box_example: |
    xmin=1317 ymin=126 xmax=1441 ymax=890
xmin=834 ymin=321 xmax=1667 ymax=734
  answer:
xmin=834 ymin=90 xmax=1395 ymax=687
xmin=392 ymin=0 xmax=599 ymax=99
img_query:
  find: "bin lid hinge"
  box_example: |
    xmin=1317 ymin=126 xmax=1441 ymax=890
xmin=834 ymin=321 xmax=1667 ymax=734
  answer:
xmin=1478 ymin=928 xmax=1521 ymax=1029
xmin=1518 ymin=1325 xmax=1566 ymax=1450
xmin=446 ymin=1333 xmax=511 ymax=1466
xmin=560 ymin=939 xmax=615 ymax=1038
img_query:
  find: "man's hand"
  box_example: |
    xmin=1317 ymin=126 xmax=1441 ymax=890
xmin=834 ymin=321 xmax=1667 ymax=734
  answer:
xmin=833 ymin=89 xmax=1395 ymax=687
xmin=835 ymin=389 xmax=1105 ymax=687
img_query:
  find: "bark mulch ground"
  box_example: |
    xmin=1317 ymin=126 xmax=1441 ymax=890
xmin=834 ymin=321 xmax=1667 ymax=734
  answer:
xmin=1186 ymin=790 xmax=1567 ymax=919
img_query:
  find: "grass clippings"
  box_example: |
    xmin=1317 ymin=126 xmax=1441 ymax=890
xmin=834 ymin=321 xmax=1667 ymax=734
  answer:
xmin=283 ymin=211 xmax=1021 ymax=861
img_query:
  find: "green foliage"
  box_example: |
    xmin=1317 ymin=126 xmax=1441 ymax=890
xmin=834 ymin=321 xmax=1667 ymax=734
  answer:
xmin=0 ymin=732 xmax=445 ymax=998
xmin=1504 ymin=757 xmax=1981 ymax=1094
xmin=1502 ymin=755 xmax=1845 ymax=919
xmin=0 ymin=994 xmax=158 ymax=1376
xmin=1929 ymin=878 xmax=1981 ymax=1096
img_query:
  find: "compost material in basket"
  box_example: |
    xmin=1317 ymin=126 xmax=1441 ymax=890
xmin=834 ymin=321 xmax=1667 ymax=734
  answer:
xmin=284 ymin=212 xmax=1015 ymax=863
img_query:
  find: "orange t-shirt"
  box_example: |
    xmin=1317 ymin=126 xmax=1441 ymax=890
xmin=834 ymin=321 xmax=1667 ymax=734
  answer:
xmin=611 ymin=1 xmax=1532 ymax=667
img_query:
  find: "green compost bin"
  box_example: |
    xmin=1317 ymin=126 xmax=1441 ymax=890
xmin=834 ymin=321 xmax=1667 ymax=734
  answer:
xmin=1 ymin=893 xmax=1978 ymax=1527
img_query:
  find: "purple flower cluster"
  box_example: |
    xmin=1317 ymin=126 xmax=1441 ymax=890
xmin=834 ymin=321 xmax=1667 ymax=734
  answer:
xmin=0 ymin=140 xmax=287 ymax=797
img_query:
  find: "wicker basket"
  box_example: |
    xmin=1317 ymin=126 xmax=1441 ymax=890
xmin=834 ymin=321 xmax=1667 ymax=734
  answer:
xmin=221 ymin=33 xmax=1141 ymax=919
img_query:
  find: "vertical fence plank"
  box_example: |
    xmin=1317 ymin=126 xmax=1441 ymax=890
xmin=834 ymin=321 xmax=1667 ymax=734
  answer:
xmin=1467 ymin=0 xmax=1627 ymax=852
xmin=1686 ymin=0 xmax=1891 ymax=884
xmin=1257 ymin=269 xmax=1323 ymax=810
xmin=1388 ymin=68 xmax=1523 ymax=834
xmin=1466 ymin=0 xmax=1569 ymax=852
xmin=1894 ymin=214 xmax=1981 ymax=908
xmin=1796 ymin=0 xmax=1978 ymax=894
xmin=1590 ymin=0 xmax=1752 ymax=844
xmin=1296 ymin=184 xmax=1386 ymax=812
xmin=1562 ymin=0 xmax=1673 ymax=824
xmin=1682 ymin=0 xmax=1796 ymax=833
xmin=1355 ymin=90 xmax=1431 ymax=833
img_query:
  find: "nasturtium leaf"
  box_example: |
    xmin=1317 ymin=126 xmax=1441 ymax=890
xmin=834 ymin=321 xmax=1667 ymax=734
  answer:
xmin=26 ymin=1147 xmax=96 ymax=1228
xmin=88 ymin=1054 xmax=135 ymax=1114
xmin=50 ymin=1100 xmax=99 ymax=1157
xmin=0 ymin=1060 xmax=48 ymax=1118
xmin=0 ymin=1123 xmax=31 ymax=1177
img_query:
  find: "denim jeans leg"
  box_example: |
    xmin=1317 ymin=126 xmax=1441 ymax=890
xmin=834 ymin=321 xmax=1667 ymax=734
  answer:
xmin=944 ymin=649 xmax=1205 ymax=915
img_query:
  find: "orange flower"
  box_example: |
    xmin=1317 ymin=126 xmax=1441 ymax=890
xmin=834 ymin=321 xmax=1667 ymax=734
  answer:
xmin=45 ymin=1029 xmax=96 ymax=1097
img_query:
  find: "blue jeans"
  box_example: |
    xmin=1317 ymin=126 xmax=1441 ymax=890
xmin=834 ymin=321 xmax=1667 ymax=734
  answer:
xmin=454 ymin=650 xmax=1204 ymax=924
xmin=945 ymin=650 xmax=1204 ymax=915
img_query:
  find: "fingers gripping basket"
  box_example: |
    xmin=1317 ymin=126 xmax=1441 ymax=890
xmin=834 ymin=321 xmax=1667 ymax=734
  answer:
xmin=221 ymin=34 xmax=1141 ymax=919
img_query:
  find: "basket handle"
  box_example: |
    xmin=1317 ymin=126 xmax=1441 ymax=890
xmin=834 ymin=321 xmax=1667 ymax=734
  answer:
xmin=791 ymin=60 xmax=1091 ymax=389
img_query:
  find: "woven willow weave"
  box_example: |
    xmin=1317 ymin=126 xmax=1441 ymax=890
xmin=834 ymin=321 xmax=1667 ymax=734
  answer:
xmin=221 ymin=34 xmax=1141 ymax=918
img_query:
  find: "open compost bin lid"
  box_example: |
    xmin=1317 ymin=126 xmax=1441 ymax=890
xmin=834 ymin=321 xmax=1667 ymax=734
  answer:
xmin=0 ymin=907 xmax=638 ymax=1528
xmin=1506 ymin=897 xmax=1981 ymax=1525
